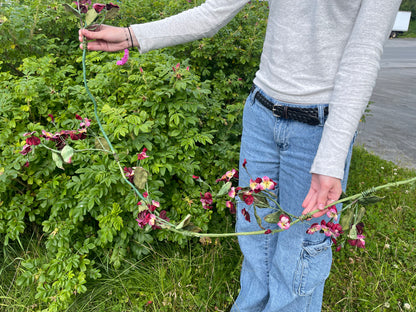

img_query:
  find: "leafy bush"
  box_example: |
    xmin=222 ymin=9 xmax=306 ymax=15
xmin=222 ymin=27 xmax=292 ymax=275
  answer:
xmin=0 ymin=0 xmax=268 ymax=309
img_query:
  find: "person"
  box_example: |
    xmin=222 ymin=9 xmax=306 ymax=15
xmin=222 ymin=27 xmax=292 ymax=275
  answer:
xmin=79 ymin=1 xmax=402 ymax=311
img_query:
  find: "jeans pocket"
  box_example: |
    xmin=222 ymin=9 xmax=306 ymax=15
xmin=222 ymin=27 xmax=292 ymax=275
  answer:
xmin=292 ymin=238 xmax=333 ymax=296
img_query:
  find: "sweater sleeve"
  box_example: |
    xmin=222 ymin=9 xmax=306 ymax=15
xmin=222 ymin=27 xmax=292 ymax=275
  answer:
xmin=310 ymin=0 xmax=402 ymax=179
xmin=130 ymin=0 xmax=249 ymax=53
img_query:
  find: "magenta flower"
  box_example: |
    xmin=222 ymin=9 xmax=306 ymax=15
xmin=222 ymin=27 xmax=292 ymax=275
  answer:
xmin=75 ymin=114 xmax=83 ymax=121
xmin=242 ymin=158 xmax=247 ymax=169
xmin=20 ymin=144 xmax=32 ymax=155
xmin=192 ymin=175 xmax=199 ymax=179
xmin=306 ymin=223 xmax=321 ymax=234
xmin=80 ymin=117 xmax=91 ymax=128
xmin=93 ymin=3 xmax=106 ymax=12
xmin=137 ymin=148 xmax=149 ymax=160
xmin=228 ymin=186 xmax=241 ymax=198
xmin=136 ymin=210 xmax=156 ymax=228
xmin=48 ymin=114 xmax=55 ymax=123
xmin=226 ymin=201 xmax=236 ymax=214
xmin=249 ymin=177 xmax=264 ymax=193
xmin=348 ymin=234 xmax=366 ymax=248
xmin=200 ymin=192 xmax=213 ymax=210
xmin=326 ymin=206 xmax=338 ymax=221
xmin=117 ymin=49 xmax=129 ymax=66
xmin=216 ymin=168 xmax=238 ymax=182
xmin=277 ymin=214 xmax=291 ymax=230
xmin=143 ymin=191 xmax=148 ymax=198
xmin=148 ymin=200 xmax=160 ymax=212
xmin=24 ymin=161 xmax=30 ymax=167
xmin=261 ymin=176 xmax=277 ymax=190
xmin=241 ymin=208 xmax=251 ymax=222
xmin=123 ymin=167 xmax=135 ymax=183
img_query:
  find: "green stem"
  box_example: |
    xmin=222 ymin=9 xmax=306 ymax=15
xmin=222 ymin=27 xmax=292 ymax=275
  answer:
xmin=81 ymin=40 xmax=145 ymax=202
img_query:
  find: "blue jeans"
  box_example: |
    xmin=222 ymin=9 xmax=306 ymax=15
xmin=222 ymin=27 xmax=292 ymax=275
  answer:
xmin=231 ymin=86 xmax=354 ymax=312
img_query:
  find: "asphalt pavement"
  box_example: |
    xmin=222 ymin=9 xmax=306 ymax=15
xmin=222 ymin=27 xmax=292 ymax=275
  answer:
xmin=355 ymin=38 xmax=416 ymax=170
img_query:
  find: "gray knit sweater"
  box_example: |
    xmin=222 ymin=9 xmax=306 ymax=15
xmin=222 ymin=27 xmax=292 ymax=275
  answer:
xmin=131 ymin=0 xmax=402 ymax=179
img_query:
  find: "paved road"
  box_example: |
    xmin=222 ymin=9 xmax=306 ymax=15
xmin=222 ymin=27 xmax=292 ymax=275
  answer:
xmin=355 ymin=38 xmax=416 ymax=170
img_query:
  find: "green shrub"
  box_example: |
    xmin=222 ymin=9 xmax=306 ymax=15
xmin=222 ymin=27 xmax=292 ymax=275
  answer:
xmin=0 ymin=0 xmax=268 ymax=309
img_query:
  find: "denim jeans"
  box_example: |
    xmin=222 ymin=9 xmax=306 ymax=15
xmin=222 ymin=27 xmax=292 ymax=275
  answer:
xmin=231 ymin=86 xmax=354 ymax=312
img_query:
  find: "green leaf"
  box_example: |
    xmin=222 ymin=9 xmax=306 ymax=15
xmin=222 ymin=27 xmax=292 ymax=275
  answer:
xmin=253 ymin=207 xmax=265 ymax=230
xmin=175 ymin=214 xmax=192 ymax=230
xmin=133 ymin=167 xmax=148 ymax=189
xmin=61 ymin=145 xmax=74 ymax=163
xmin=62 ymin=4 xmax=81 ymax=18
xmin=253 ymin=194 xmax=269 ymax=208
xmin=358 ymin=195 xmax=385 ymax=205
xmin=348 ymin=224 xmax=358 ymax=240
xmin=182 ymin=223 xmax=202 ymax=233
xmin=355 ymin=206 xmax=366 ymax=224
xmin=52 ymin=152 xmax=64 ymax=170
xmin=216 ymin=181 xmax=232 ymax=197
xmin=94 ymin=137 xmax=110 ymax=152
xmin=264 ymin=211 xmax=283 ymax=224
xmin=339 ymin=207 xmax=354 ymax=230
xmin=105 ymin=6 xmax=120 ymax=20
xmin=85 ymin=9 xmax=99 ymax=27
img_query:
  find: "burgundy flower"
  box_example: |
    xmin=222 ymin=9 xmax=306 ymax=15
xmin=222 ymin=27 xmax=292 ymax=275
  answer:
xmin=241 ymin=208 xmax=251 ymax=222
xmin=200 ymin=192 xmax=213 ymax=210
xmin=20 ymin=144 xmax=32 ymax=155
xmin=75 ymin=114 xmax=83 ymax=121
xmin=264 ymin=229 xmax=272 ymax=234
xmin=106 ymin=2 xmax=119 ymax=10
xmin=48 ymin=114 xmax=55 ymax=123
xmin=137 ymin=148 xmax=149 ymax=160
xmin=123 ymin=167 xmax=135 ymax=183
xmin=136 ymin=210 xmax=156 ymax=229
xmin=26 ymin=136 xmax=41 ymax=146
xmin=242 ymin=158 xmax=247 ymax=169
xmin=226 ymin=201 xmax=236 ymax=214
xmin=242 ymin=192 xmax=254 ymax=205
xmin=24 ymin=161 xmax=30 ymax=167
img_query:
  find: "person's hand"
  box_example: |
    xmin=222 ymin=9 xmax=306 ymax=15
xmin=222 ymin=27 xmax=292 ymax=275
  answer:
xmin=78 ymin=24 xmax=138 ymax=52
xmin=301 ymin=173 xmax=342 ymax=218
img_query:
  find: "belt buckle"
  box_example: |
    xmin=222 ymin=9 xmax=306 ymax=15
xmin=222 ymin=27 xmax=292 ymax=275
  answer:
xmin=272 ymin=105 xmax=281 ymax=118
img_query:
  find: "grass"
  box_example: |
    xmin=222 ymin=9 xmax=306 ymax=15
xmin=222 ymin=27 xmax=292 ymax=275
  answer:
xmin=1 ymin=146 xmax=416 ymax=312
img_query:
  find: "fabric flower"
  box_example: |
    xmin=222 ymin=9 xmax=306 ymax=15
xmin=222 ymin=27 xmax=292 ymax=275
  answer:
xmin=306 ymin=223 xmax=321 ymax=234
xmin=20 ymin=144 xmax=32 ymax=155
xmin=326 ymin=206 xmax=338 ymax=221
xmin=137 ymin=148 xmax=149 ymax=160
xmin=348 ymin=234 xmax=366 ymax=248
xmin=200 ymin=192 xmax=213 ymax=210
xmin=93 ymin=3 xmax=106 ymax=12
xmin=26 ymin=135 xmax=41 ymax=146
xmin=117 ymin=49 xmax=129 ymax=66
xmin=242 ymin=191 xmax=254 ymax=205
xmin=226 ymin=201 xmax=236 ymax=214
xmin=241 ymin=208 xmax=251 ymax=222
xmin=277 ymin=215 xmax=291 ymax=230
xmin=260 ymin=176 xmax=277 ymax=190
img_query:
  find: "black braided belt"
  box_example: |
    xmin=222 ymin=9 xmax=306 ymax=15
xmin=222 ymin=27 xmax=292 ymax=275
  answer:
xmin=251 ymin=86 xmax=328 ymax=126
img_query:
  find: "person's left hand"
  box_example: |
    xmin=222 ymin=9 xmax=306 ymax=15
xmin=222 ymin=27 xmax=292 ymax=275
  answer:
xmin=301 ymin=173 xmax=342 ymax=218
